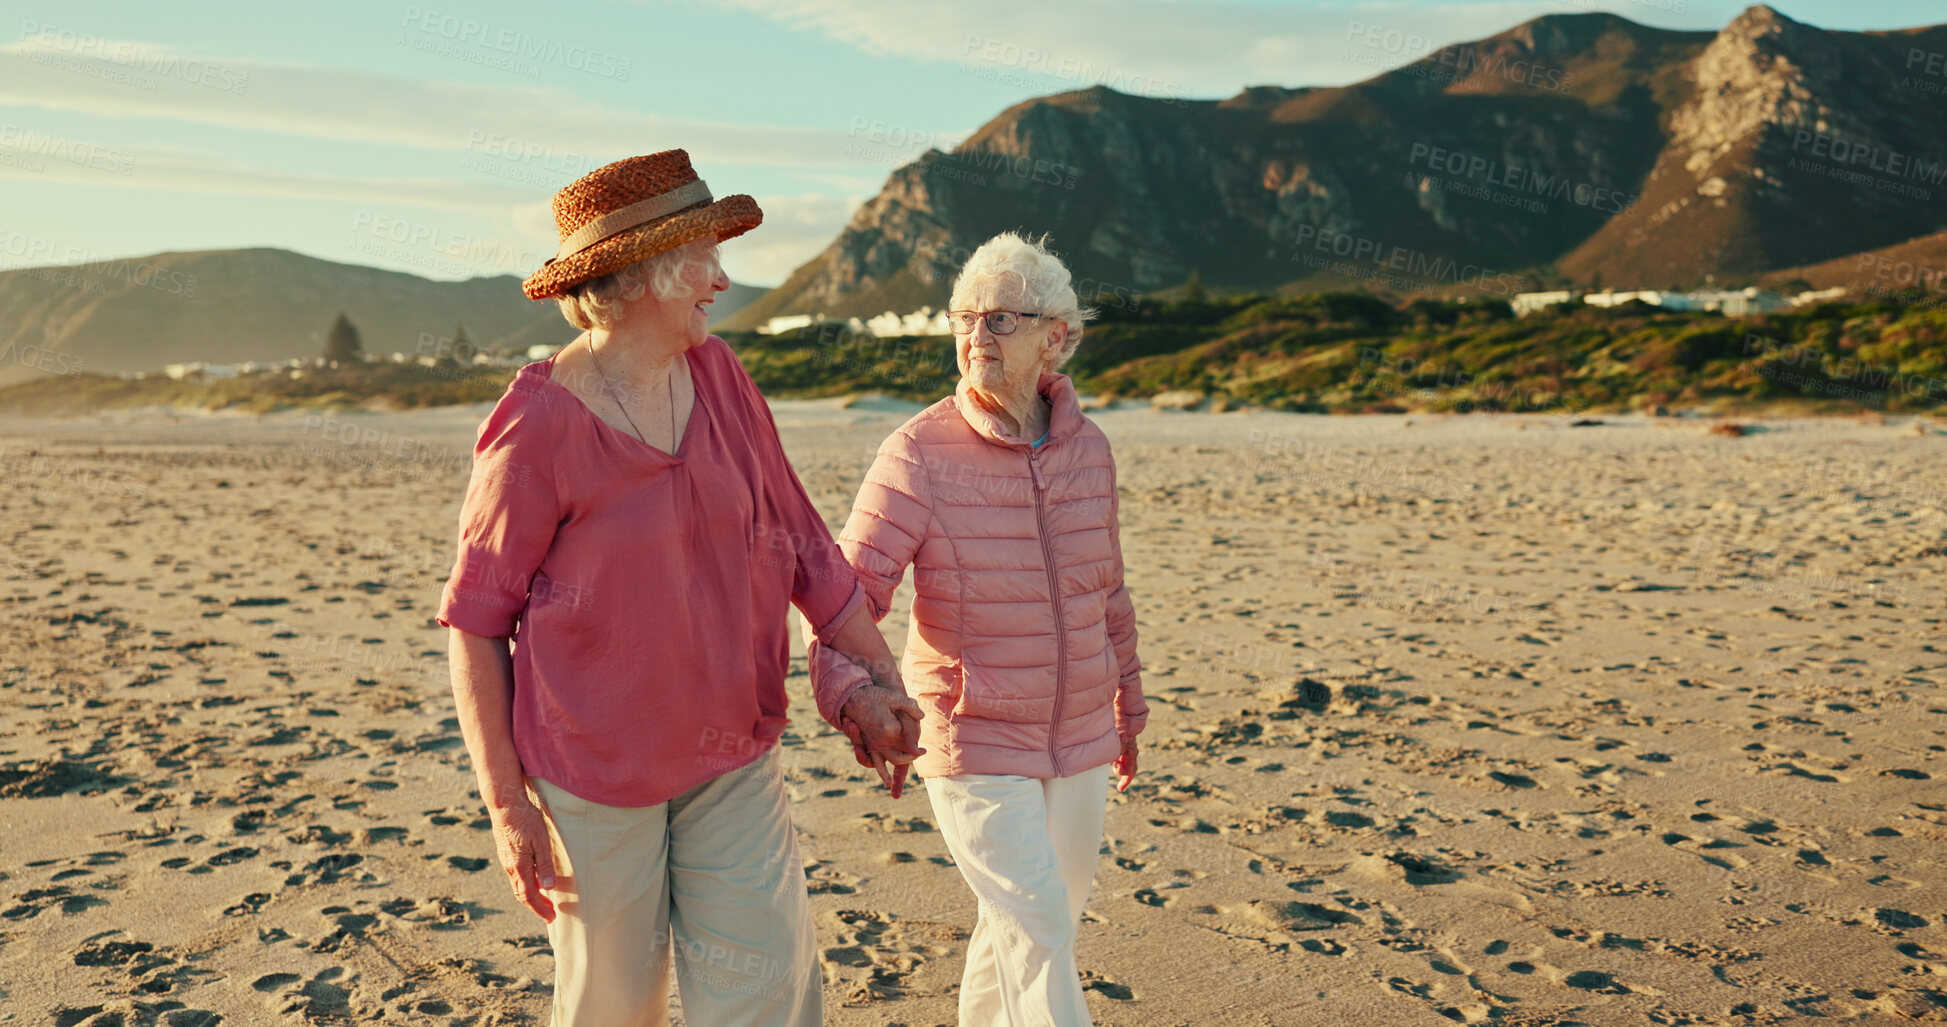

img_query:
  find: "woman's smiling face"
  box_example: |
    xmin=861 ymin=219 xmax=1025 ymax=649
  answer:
xmin=612 ymin=237 xmax=727 ymax=350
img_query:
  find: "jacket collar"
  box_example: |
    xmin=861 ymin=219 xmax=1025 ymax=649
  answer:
xmin=954 ymin=371 xmax=1084 ymax=449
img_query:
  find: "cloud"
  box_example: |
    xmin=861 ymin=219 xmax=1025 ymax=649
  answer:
xmin=720 ymin=193 xmax=864 ymax=286
xmin=0 ymin=138 xmax=533 ymax=212
xmin=706 ymin=0 xmax=1717 ymax=95
xmin=0 ymin=34 xmax=870 ymax=169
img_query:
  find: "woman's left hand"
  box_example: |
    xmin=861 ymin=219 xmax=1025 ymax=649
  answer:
xmin=1114 ymin=736 xmax=1139 ymax=793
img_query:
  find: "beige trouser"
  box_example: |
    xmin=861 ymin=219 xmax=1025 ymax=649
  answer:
xmin=924 ymin=762 xmax=1112 ymax=1027
xmin=528 ymin=747 xmax=819 ymax=1027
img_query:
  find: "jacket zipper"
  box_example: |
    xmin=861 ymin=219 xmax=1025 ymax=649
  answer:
xmin=1027 ymin=447 xmax=1066 ymax=777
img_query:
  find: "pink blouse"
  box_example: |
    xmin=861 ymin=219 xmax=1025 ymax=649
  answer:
xmin=436 ymin=336 xmax=865 ymax=807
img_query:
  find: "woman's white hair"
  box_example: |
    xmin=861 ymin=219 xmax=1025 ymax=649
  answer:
xmin=949 ymin=232 xmax=1095 ymax=367
xmin=554 ymin=236 xmax=721 ymax=331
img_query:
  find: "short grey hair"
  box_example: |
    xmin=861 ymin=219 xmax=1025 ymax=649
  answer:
xmin=949 ymin=232 xmax=1095 ymax=367
xmin=554 ymin=236 xmax=721 ymax=331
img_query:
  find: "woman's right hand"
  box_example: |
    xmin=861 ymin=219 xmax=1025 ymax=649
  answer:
xmin=840 ymin=685 xmax=925 ymax=798
xmin=491 ymin=799 xmax=559 ymax=923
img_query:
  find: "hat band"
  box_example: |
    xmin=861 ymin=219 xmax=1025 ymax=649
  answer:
xmin=549 ymin=178 xmax=713 ymax=263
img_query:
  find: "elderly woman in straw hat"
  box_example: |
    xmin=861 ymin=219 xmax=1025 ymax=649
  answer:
xmin=437 ymin=149 xmax=924 ymax=1026
xmin=808 ymin=231 xmax=1148 ymax=1026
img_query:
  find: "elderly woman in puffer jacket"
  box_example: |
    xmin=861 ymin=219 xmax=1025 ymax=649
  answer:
xmin=807 ymin=231 xmax=1146 ymax=1027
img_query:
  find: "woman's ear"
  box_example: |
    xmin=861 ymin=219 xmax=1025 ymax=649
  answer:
xmin=1043 ymin=321 xmax=1068 ymax=365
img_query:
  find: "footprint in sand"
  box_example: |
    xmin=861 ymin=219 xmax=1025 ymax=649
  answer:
xmin=1079 ymin=969 xmax=1136 ymax=1000
xmin=48 ymin=1000 xmax=222 ymax=1026
xmin=817 ymin=908 xmax=961 ymax=1006
xmin=803 ymin=859 xmax=860 ymax=895
xmin=257 ymin=966 xmax=357 ymax=1019
xmin=4 ymin=885 xmax=109 ymax=919
xmin=1659 ymin=831 xmax=1751 ymax=871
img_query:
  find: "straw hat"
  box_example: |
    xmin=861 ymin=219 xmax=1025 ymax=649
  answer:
xmin=521 ymin=149 xmax=762 ymax=300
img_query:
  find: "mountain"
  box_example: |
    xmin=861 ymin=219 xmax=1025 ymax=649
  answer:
xmin=1763 ymin=227 xmax=1947 ymax=300
xmin=725 ymin=5 xmax=1947 ymax=330
xmin=710 ymin=280 xmax=767 ymax=327
xmin=1558 ymin=6 xmax=1947 ymax=285
xmin=0 ymin=248 xmax=766 ymax=386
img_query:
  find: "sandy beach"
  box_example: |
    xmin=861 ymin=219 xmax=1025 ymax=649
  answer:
xmin=0 ymin=401 xmax=1941 ymax=1025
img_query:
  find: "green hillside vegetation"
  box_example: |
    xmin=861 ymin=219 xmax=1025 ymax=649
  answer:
xmin=4 ymin=295 xmax=1945 ymax=417
xmin=0 ymin=359 xmax=515 ymax=417
xmin=1076 ymin=293 xmax=1947 ymax=414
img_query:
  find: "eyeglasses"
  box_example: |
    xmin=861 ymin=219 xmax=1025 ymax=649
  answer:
xmin=947 ymin=309 xmax=1042 ymax=335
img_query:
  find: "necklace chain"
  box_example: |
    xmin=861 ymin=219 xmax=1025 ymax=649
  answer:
xmin=587 ymin=335 xmax=676 ymax=451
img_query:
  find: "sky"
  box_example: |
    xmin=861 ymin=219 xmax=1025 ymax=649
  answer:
xmin=2 ymin=0 xmax=1942 ymax=288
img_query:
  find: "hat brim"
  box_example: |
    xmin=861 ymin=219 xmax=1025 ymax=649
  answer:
xmin=521 ymin=194 xmax=762 ymax=300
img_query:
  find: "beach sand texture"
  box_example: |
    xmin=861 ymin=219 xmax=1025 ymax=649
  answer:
xmin=0 ymin=404 xmax=1941 ymax=1025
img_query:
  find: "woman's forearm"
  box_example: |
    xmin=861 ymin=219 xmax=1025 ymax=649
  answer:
xmin=820 ymin=602 xmax=900 ymax=691
xmin=448 ymin=628 xmax=532 ymax=811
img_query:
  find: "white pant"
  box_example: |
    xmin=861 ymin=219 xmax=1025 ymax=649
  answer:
xmin=528 ymin=748 xmax=819 ymax=1027
xmin=925 ymin=762 xmax=1112 ymax=1027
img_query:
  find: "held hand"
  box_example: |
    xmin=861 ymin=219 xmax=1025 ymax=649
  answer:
xmin=1113 ymin=735 xmax=1139 ymax=793
xmin=836 ymin=712 xmax=917 ymax=799
xmin=839 ymin=685 xmax=925 ymax=798
xmin=491 ymin=798 xmax=558 ymax=923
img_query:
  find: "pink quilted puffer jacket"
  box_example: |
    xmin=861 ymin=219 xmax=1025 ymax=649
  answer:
xmin=808 ymin=371 xmax=1147 ymax=779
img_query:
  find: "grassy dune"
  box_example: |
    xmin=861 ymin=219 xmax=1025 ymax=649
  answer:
xmin=5 ymin=295 xmax=1945 ymax=417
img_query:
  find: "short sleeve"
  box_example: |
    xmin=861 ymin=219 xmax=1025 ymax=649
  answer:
xmin=435 ymin=383 xmax=562 ymax=638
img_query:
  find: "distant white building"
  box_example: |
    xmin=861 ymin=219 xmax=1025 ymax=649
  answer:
xmin=1583 ymin=289 xmax=1667 ymax=309
xmin=1790 ymin=286 xmax=1848 ymax=306
xmin=1685 ymin=287 xmax=1791 ymax=316
xmin=526 ymin=343 xmax=564 ymax=360
xmin=1516 ymin=285 xmax=1822 ymax=317
xmin=865 ymin=307 xmax=951 ymax=337
xmin=1511 ymin=291 xmax=1574 ymax=316
xmin=757 ymin=314 xmax=817 ymax=335
xmin=759 ymin=308 xmax=952 ymax=337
